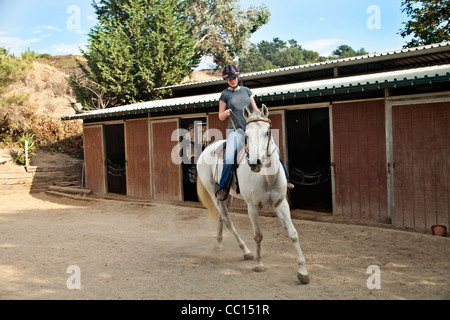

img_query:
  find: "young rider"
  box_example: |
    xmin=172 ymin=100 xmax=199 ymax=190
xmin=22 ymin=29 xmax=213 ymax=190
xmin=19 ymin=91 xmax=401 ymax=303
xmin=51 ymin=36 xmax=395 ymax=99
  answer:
xmin=215 ymin=64 xmax=294 ymax=201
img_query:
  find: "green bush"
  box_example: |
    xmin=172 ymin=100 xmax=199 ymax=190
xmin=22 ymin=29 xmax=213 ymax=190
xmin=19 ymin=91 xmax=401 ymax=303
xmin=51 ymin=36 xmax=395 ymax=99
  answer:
xmin=21 ymin=47 xmax=38 ymax=61
xmin=6 ymin=92 xmax=30 ymax=106
xmin=14 ymin=133 xmax=36 ymax=165
xmin=0 ymin=52 xmax=27 ymax=91
xmin=0 ymin=133 xmax=12 ymax=147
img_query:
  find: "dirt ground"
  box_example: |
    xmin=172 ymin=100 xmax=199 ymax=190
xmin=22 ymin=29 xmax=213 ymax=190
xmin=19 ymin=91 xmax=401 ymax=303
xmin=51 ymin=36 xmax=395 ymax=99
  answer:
xmin=0 ymin=188 xmax=449 ymax=300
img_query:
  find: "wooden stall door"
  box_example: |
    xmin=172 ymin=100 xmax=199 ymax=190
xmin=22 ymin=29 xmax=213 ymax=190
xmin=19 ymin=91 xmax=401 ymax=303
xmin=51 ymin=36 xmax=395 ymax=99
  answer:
xmin=392 ymin=102 xmax=449 ymax=232
xmin=83 ymin=126 xmax=105 ymax=194
xmin=151 ymin=119 xmax=181 ymax=201
xmin=332 ymin=100 xmax=388 ymax=222
xmin=207 ymin=113 xmax=227 ymax=143
xmin=125 ymin=119 xmax=151 ymax=199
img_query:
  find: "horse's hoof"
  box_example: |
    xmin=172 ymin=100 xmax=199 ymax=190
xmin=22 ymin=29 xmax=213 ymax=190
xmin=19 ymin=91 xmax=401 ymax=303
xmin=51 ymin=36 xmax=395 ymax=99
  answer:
xmin=243 ymin=253 xmax=254 ymax=261
xmin=297 ymin=272 xmax=310 ymax=284
xmin=253 ymin=266 xmax=266 ymax=273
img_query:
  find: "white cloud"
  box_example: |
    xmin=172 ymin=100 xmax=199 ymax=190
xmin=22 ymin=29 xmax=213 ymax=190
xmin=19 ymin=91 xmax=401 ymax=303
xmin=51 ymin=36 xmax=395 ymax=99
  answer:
xmin=42 ymin=25 xmax=62 ymax=32
xmin=0 ymin=36 xmax=41 ymax=51
xmin=33 ymin=25 xmax=62 ymax=34
xmin=302 ymin=38 xmax=341 ymax=55
xmin=51 ymin=43 xmax=86 ymax=55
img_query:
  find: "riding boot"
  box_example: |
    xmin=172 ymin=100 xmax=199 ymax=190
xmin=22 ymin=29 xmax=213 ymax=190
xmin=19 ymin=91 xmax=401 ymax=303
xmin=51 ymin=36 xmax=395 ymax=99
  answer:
xmin=280 ymin=159 xmax=295 ymax=189
xmin=216 ymin=163 xmax=234 ymax=201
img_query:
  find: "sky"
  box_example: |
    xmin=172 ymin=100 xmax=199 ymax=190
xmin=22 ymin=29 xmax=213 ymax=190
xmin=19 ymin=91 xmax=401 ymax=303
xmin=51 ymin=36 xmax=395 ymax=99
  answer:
xmin=0 ymin=0 xmax=411 ymax=68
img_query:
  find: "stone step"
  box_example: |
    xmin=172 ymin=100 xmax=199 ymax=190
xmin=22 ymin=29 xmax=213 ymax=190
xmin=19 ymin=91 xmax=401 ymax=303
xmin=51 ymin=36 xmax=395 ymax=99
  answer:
xmin=0 ymin=164 xmax=82 ymax=194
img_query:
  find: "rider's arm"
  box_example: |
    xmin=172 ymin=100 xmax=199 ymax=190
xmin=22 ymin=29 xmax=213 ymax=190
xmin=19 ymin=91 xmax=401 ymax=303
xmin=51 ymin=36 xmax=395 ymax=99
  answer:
xmin=218 ymin=100 xmax=231 ymax=121
xmin=249 ymin=95 xmax=260 ymax=113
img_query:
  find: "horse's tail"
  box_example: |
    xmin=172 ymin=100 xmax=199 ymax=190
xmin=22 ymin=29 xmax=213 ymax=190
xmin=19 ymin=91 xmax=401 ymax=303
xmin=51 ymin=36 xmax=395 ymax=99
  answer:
xmin=196 ymin=176 xmax=217 ymax=219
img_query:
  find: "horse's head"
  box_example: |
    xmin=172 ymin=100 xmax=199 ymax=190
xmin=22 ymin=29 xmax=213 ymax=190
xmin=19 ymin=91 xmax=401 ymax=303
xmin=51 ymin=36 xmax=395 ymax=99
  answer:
xmin=243 ymin=104 xmax=272 ymax=173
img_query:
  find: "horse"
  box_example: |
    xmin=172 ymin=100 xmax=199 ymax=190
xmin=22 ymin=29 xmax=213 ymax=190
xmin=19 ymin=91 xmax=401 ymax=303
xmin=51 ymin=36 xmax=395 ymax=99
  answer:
xmin=196 ymin=104 xmax=310 ymax=284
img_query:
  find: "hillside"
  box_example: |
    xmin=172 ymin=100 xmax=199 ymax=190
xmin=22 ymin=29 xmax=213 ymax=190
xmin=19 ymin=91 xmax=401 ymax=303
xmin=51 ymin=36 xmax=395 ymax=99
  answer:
xmin=0 ymin=55 xmax=83 ymax=162
xmin=0 ymin=54 xmax=222 ymax=165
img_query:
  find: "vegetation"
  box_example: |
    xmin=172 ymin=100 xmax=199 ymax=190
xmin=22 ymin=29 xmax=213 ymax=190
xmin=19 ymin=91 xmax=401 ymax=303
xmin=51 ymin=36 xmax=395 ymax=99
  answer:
xmin=14 ymin=133 xmax=36 ymax=165
xmin=70 ymin=0 xmax=270 ymax=109
xmin=400 ymin=0 xmax=450 ymax=47
xmin=0 ymin=47 xmax=27 ymax=92
xmin=0 ymin=47 xmax=83 ymax=159
xmin=332 ymin=45 xmax=369 ymax=58
xmin=238 ymin=39 xmax=370 ymax=73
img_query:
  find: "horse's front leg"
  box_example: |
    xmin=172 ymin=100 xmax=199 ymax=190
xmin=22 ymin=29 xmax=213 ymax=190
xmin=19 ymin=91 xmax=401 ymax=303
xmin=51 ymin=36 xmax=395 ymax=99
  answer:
xmin=214 ymin=199 xmax=253 ymax=260
xmin=273 ymin=198 xmax=310 ymax=284
xmin=247 ymin=203 xmax=265 ymax=272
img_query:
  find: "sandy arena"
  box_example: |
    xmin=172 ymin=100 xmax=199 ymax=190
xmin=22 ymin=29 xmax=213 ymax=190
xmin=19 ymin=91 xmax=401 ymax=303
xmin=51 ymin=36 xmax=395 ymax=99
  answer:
xmin=0 ymin=189 xmax=449 ymax=300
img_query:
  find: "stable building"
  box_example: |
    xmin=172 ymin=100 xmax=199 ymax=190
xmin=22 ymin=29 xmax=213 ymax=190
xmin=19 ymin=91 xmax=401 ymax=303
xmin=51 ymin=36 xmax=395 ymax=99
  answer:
xmin=62 ymin=42 xmax=450 ymax=233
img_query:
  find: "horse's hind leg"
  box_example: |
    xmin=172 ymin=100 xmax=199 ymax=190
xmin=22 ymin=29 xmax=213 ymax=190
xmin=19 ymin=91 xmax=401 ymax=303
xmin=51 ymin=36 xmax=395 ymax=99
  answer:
xmin=273 ymin=199 xmax=310 ymax=284
xmin=214 ymin=199 xmax=253 ymax=260
xmin=215 ymin=214 xmax=223 ymax=250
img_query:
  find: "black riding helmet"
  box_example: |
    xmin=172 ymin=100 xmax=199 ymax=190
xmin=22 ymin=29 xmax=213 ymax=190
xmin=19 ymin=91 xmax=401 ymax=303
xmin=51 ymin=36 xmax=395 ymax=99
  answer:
xmin=222 ymin=64 xmax=240 ymax=80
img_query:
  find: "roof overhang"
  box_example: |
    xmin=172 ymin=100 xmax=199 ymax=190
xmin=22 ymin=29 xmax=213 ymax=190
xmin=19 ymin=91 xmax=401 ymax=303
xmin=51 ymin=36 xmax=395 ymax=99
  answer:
xmin=62 ymin=64 xmax=450 ymax=121
xmin=157 ymin=41 xmax=450 ymax=92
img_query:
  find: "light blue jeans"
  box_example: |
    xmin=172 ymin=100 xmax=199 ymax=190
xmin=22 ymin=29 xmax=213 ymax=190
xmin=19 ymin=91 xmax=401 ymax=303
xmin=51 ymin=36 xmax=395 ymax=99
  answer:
xmin=218 ymin=129 xmax=244 ymax=189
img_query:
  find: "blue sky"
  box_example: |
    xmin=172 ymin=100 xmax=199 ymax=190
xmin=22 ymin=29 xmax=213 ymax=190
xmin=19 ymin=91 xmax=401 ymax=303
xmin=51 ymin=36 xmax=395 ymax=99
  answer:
xmin=240 ymin=0 xmax=410 ymax=55
xmin=0 ymin=0 xmax=411 ymax=65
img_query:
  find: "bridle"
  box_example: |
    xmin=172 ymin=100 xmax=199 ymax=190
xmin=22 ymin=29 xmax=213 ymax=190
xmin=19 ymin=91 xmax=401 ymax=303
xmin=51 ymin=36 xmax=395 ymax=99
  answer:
xmin=228 ymin=109 xmax=275 ymax=166
xmin=244 ymin=118 xmax=275 ymax=159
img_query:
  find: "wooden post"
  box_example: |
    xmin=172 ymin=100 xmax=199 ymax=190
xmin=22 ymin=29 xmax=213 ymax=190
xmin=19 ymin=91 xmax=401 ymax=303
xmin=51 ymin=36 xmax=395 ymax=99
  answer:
xmin=25 ymin=139 xmax=28 ymax=170
xmin=385 ymin=91 xmax=394 ymax=224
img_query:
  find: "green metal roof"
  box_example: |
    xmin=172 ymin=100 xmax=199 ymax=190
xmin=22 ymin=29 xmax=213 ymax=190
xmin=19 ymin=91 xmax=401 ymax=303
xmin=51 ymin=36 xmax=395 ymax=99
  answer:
xmin=62 ymin=62 xmax=450 ymax=121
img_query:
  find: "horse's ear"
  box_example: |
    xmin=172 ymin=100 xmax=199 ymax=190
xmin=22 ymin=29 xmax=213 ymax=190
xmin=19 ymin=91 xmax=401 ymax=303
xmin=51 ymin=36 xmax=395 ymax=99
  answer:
xmin=262 ymin=104 xmax=269 ymax=118
xmin=243 ymin=106 xmax=251 ymax=120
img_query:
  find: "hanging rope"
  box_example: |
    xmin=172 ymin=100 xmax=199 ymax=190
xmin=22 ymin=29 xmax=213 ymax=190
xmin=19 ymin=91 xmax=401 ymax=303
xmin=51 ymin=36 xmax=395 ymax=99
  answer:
xmin=107 ymin=158 xmax=125 ymax=177
xmin=290 ymin=165 xmax=330 ymax=186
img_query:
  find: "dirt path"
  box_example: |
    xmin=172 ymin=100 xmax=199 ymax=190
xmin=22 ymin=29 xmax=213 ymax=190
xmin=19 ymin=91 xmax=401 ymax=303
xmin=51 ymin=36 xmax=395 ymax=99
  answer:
xmin=0 ymin=191 xmax=449 ymax=300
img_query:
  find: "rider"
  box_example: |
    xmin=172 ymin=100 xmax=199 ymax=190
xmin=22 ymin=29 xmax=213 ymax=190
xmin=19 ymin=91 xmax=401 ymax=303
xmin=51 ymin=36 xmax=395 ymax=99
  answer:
xmin=215 ymin=64 xmax=294 ymax=201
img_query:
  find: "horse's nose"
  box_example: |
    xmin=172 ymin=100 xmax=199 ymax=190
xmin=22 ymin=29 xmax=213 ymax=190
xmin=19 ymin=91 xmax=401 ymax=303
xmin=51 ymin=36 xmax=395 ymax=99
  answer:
xmin=256 ymin=159 xmax=262 ymax=167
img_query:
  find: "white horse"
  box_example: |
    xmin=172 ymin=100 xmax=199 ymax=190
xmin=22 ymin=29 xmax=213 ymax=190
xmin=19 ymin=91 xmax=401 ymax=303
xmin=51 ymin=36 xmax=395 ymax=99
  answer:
xmin=196 ymin=105 xmax=310 ymax=284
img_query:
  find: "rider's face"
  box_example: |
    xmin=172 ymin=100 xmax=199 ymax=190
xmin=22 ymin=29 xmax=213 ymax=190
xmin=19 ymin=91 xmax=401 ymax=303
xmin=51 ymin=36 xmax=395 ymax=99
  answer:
xmin=227 ymin=77 xmax=239 ymax=87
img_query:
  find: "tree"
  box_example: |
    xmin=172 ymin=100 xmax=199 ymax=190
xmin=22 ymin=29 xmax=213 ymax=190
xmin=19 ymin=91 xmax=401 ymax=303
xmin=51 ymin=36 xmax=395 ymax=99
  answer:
xmin=238 ymin=38 xmax=323 ymax=73
xmin=71 ymin=0 xmax=200 ymax=109
xmin=73 ymin=0 xmax=270 ymax=109
xmin=400 ymin=0 xmax=450 ymax=47
xmin=332 ymin=45 xmax=369 ymax=58
xmin=93 ymin=0 xmax=270 ymax=68
xmin=179 ymin=0 xmax=270 ymax=67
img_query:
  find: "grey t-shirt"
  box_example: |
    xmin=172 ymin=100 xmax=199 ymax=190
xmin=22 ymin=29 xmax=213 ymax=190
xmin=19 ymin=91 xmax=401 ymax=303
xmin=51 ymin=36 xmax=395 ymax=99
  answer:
xmin=219 ymin=86 xmax=253 ymax=131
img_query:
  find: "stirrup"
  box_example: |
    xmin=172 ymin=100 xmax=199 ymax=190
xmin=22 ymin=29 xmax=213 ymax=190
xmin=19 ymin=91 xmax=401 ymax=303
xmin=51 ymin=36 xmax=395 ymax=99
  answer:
xmin=215 ymin=188 xmax=229 ymax=201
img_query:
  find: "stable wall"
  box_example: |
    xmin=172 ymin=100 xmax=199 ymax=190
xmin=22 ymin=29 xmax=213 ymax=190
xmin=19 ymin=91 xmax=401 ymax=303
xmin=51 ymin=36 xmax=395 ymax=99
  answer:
xmin=81 ymin=92 xmax=450 ymax=233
